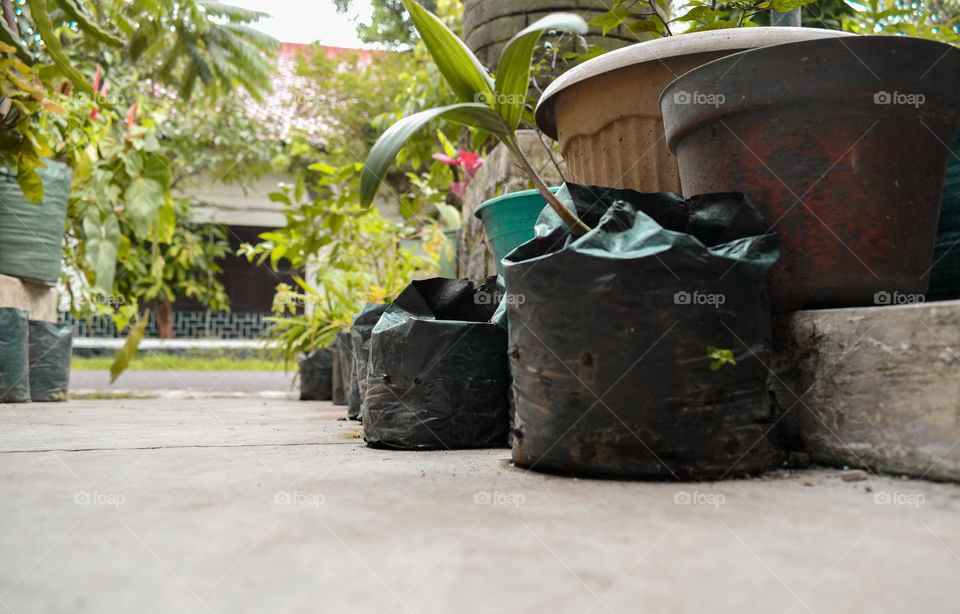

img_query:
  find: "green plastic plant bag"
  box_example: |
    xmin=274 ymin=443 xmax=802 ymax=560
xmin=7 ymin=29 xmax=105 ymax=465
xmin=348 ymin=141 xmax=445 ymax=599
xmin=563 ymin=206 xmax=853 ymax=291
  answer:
xmin=28 ymin=320 xmax=72 ymax=402
xmin=0 ymin=308 xmax=31 ymax=403
xmin=0 ymin=161 xmax=71 ymax=286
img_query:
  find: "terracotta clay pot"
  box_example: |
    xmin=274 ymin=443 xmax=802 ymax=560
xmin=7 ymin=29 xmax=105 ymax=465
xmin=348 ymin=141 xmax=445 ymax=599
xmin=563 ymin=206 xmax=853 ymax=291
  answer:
xmin=660 ymin=36 xmax=960 ymax=311
xmin=534 ymin=27 xmax=855 ymax=194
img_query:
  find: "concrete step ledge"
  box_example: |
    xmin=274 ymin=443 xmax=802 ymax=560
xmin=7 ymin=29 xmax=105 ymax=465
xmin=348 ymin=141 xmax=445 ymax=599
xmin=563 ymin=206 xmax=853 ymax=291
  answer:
xmin=773 ymin=299 xmax=960 ymax=482
xmin=0 ymin=273 xmax=57 ymax=323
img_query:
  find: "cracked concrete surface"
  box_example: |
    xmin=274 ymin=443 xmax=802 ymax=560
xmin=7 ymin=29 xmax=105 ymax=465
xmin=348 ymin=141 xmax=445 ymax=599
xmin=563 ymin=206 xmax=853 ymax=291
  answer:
xmin=1 ymin=398 xmax=958 ymax=613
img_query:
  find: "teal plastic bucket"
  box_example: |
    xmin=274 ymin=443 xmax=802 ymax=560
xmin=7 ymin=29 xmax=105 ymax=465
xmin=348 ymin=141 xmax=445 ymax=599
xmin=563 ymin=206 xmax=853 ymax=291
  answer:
xmin=474 ymin=187 xmax=558 ymax=274
xmin=929 ymin=130 xmax=960 ymax=301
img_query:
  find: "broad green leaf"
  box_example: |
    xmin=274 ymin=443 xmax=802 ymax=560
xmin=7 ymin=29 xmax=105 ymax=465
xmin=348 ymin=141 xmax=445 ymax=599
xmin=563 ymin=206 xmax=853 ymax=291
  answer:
xmin=360 ymin=103 xmax=510 ymax=207
xmin=156 ymin=197 xmax=176 ymax=242
xmin=16 ymin=168 xmax=43 ymax=203
xmin=588 ymin=8 xmax=630 ymax=35
xmin=495 ymin=13 xmax=588 ymax=130
xmin=144 ymin=154 xmax=172 ymax=187
xmin=434 ymin=202 xmax=461 ymax=229
xmin=401 ymin=0 xmax=494 ymax=103
xmin=308 ymin=162 xmax=336 ymax=174
xmin=110 ymin=310 xmax=150 ymax=383
xmin=83 ymin=213 xmax=120 ymax=291
xmin=125 ymin=176 xmax=165 ymax=239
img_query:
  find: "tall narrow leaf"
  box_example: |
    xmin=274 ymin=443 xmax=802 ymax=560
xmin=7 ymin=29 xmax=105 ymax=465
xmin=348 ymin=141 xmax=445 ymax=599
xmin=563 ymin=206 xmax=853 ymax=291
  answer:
xmin=495 ymin=14 xmax=588 ymax=130
xmin=401 ymin=0 xmax=494 ymax=103
xmin=110 ymin=310 xmax=150 ymax=383
xmin=360 ymin=103 xmax=509 ymax=207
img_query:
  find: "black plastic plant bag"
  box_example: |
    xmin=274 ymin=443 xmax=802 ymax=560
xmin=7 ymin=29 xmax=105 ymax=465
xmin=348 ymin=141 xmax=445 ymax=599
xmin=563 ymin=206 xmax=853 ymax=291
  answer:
xmin=503 ymin=183 xmax=781 ymax=479
xmin=28 ymin=321 xmax=72 ymax=402
xmin=0 ymin=308 xmax=30 ymax=403
xmin=363 ymin=277 xmax=510 ymax=450
xmin=350 ymin=303 xmax=388 ymax=420
xmin=298 ymin=347 xmax=334 ymax=401
xmin=337 ymin=331 xmax=359 ymax=414
xmin=331 ymin=343 xmax=344 ymax=404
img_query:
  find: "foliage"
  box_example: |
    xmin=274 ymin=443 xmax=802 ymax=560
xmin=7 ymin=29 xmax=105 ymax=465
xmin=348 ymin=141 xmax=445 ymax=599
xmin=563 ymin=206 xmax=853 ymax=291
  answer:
xmin=360 ymin=0 xmax=593 ymax=235
xmin=1 ymin=0 xmax=285 ymax=375
xmin=587 ymin=0 xmax=959 ymax=42
xmin=240 ymin=157 xmax=446 ymax=367
xmin=841 ymin=0 xmax=960 ymax=43
xmin=0 ymin=41 xmax=64 ymax=201
xmin=335 ymin=0 xmax=439 ymax=48
xmin=707 ymin=346 xmax=738 ymax=371
xmin=587 ymin=0 xmax=820 ymax=39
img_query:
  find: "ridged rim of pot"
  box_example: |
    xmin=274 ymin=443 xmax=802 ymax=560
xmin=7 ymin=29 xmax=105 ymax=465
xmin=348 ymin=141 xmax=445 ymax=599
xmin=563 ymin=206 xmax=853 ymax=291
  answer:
xmin=473 ymin=186 xmax=560 ymax=220
xmin=534 ymin=27 xmax=858 ymax=139
xmin=659 ymin=35 xmax=960 ymax=155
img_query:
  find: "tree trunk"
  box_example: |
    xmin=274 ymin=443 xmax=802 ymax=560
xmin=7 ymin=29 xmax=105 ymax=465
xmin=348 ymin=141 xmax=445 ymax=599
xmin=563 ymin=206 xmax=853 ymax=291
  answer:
xmin=155 ymin=297 xmax=174 ymax=339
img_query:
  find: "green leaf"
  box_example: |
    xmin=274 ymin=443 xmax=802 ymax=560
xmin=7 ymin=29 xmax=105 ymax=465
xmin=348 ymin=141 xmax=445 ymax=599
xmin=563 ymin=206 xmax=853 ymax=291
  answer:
xmin=110 ymin=310 xmax=150 ymax=384
xmin=707 ymin=346 xmax=738 ymax=371
xmin=83 ymin=213 xmax=121 ymax=291
xmin=588 ymin=7 xmax=631 ymax=36
xmin=360 ymin=103 xmax=510 ymax=207
xmin=495 ymin=13 xmax=588 ymax=130
xmin=767 ymin=0 xmax=817 ymax=11
xmin=434 ymin=203 xmax=461 ymax=229
xmin=16 ymin=168 xmax=44 ymax=204
xmin=401 ymin=0 xmax=495 ymax=103
xmin=126 ymin=177 xmax=165 ymax=239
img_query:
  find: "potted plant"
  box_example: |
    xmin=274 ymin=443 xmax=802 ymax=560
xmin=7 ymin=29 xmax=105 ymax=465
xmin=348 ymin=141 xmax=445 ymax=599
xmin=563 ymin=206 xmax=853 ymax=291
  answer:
xmin=360 ymin=0 xmax=593 ymax=237
xmin=532 ymin=0 xmax=856 ymax=194
xmin=659 ymin=35 xmax=960 ymax=310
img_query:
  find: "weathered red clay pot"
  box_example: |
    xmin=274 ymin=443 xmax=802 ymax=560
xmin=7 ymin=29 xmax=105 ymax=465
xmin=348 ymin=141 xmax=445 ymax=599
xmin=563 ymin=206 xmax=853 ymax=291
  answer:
xmin=661 ymin=36 xmax=960 ymax=311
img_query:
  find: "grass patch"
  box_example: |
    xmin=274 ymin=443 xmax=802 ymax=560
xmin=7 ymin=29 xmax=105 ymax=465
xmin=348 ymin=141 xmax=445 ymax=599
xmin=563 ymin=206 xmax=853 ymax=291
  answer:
xmin=71 ymin=355 xmax=292 ymax=372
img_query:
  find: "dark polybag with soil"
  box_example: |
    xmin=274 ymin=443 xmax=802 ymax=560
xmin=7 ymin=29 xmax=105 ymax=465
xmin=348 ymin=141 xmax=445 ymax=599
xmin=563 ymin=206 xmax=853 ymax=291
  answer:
xmin=331 ymin=336 xmax=345 ymax=405
xmin=28 ymin=321 xmax=72 ymax=402
xmin=363 ymin=277 xmax=510 ymax=450
xmin=503 ymin=183 xmax=781 ymax=479
xmin=337 ymin=331 xmax=358 ymax=413
xmin=298 ymin=347 xmax=334 ymax=401
xmin=0 ymin=308 xmax=30 ymax=403
xmin=350 ymin=303 xmax=388 ymax=420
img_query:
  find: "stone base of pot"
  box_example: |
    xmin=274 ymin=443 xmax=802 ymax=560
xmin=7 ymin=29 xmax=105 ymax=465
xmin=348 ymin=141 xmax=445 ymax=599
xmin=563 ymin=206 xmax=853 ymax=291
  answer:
xmin=661 ymin=36 xmax=960 ymax=311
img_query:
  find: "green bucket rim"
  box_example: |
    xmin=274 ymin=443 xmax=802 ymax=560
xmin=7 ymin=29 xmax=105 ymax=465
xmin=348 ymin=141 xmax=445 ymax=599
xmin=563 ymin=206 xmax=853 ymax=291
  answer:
xmin=473 ymin=186 xmax=560 ymax=220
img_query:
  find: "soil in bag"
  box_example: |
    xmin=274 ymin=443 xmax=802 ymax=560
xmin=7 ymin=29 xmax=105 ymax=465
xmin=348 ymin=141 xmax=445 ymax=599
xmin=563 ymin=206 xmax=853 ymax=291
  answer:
xmin=363 ymin=277 xmax=510 ymax=450
xmin=350 ymin=303 xmax=388 ymax=421
xmin=298 ymin=347 xmax=334 ymax=400
xmin=0 ymin=308 xmax=30 ymax=403
xmin=28 ymin=321 xmax=72 ymax=401
xmin=503 ymin=183 xmax=781 ymax=479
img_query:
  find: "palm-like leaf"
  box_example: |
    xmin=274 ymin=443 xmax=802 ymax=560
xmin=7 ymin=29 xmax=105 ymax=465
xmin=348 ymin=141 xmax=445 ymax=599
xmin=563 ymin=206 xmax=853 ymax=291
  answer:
xmin=495 ymin=13 xmax=588 ymax=130
xmin=401 ymin=0 xmax=494 ymax=103
xmin=360 ymin=103 xmax=510 ymax=207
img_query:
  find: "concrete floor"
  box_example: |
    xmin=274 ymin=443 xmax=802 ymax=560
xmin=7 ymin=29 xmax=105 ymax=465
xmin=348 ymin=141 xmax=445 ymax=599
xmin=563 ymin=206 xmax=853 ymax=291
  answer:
xmin=69 ymin=369 xmax=297 ymax=397
xmin=1 ymin=398 xmax=958 ymax=614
